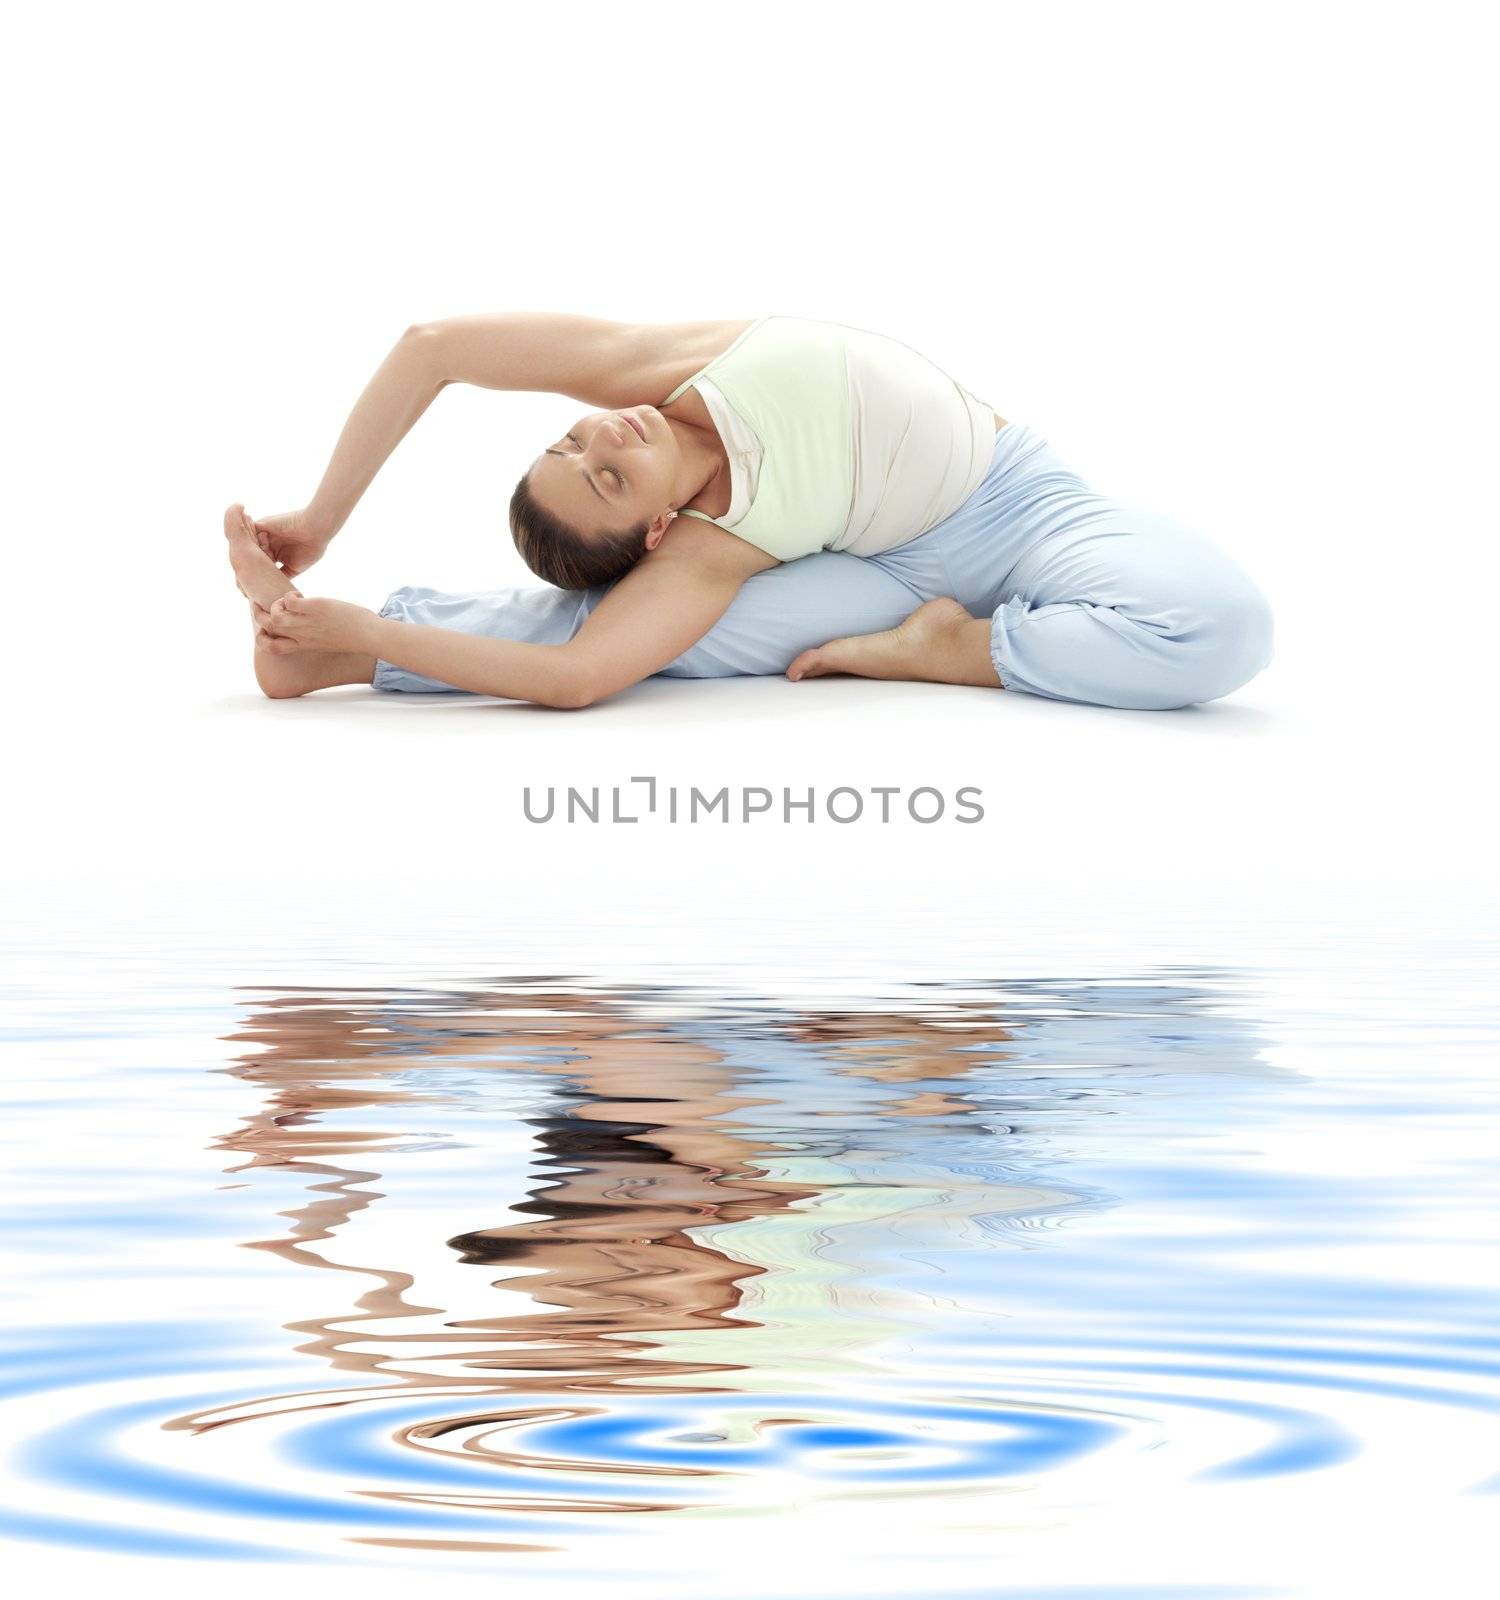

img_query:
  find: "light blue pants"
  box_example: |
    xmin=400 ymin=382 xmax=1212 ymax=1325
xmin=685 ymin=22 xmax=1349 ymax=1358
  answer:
xmin=372 ymin=421 xmax=1274 ymax=711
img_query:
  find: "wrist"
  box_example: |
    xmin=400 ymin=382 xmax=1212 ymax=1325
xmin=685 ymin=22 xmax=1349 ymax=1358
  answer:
xmin=303 ymin=504 xmax=341 ymax=543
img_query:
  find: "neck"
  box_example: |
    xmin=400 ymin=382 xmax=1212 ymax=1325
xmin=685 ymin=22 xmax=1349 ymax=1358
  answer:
xmin=663 ymin=415 xmax=727 ymax=511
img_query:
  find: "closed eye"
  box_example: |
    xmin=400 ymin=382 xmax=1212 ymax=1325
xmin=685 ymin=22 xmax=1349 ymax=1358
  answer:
xmin=568 ymin=433 xmax=624 ymax=488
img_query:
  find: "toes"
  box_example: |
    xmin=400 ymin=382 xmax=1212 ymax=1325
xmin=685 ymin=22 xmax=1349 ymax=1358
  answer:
xmin=225 ymin=504 xmax=261 ymax=545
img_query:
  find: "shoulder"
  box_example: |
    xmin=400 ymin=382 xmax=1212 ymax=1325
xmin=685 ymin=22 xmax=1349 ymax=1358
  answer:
xmin=616 ymin=319 xmax=761 ymax=408
xmin=645 ymin=515 xmax=782 ymax=580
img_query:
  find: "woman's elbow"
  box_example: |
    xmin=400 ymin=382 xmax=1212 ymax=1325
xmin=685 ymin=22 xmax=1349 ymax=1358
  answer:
xmin=540 ymin=662 xmax=608 ymax=710
xmin=542 ymin=645 xmax=651 ymax=708
xmin=556 ymin=678 xmax=630 ymax=710
xmin=400 ymin=321 xmax=453 ymax=387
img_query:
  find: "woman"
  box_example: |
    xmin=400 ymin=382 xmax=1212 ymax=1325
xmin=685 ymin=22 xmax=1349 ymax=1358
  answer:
xmin=228 ymin=312 xmax=1274 ymax=711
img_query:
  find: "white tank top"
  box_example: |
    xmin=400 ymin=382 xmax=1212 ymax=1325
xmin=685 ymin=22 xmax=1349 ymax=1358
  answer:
xmin=670 ymin=316 xmax=998 ymax=560
xmin=837 ymin=321 xmax=998 ymax=556
xmin=691 ymin=376 xmax=763 ymax=531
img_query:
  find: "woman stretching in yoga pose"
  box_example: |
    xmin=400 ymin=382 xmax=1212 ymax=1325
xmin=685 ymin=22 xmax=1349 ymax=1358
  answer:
xmin=225 ymin=312 xmax=1274 ymax=711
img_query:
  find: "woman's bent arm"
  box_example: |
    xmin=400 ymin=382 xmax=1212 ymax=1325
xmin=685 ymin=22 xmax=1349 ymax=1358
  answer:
xmin=560 ymin=531 xmax=775 ymax=702
xmin=301 ymin=326 xmax=449 ymax=539
xmin=366 ymin=531 xmax=775 ymax=707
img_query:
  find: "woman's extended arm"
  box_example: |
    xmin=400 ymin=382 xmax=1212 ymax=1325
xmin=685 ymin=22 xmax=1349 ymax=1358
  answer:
xmin=363 ymin=531 xmax=776 ymax=706
xmin=265 ymin=526 xmax=780 ymax=707
xmin=258 ymin=312 xmax=651 ymax=572
xmin=297 ymin=325 xmax=449 ymax=543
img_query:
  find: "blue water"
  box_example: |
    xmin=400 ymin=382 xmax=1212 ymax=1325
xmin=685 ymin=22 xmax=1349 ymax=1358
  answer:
xmin=3 ymin=929 xmax=1498 ymax=1596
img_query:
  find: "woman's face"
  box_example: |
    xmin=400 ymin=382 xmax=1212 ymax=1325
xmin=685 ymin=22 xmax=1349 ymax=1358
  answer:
xmin=531 ymin=405 xmax=679 ymax=537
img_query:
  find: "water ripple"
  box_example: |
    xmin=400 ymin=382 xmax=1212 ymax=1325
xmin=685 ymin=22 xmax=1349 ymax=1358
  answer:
xmin=1 ymin=958 xmax=1497 ymax=1593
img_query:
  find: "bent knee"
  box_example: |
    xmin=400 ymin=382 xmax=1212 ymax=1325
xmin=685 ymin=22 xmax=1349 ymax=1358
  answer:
xmin=1192 ymin=581 xmax=1275 ymax=701
xmin=1094 ymin=578 xmax=1276 ymax=710
xmin=992 ymin=553 xmax=1275 ymax=710
xmin=1139 ymin=582 xmax=1274 ymax=708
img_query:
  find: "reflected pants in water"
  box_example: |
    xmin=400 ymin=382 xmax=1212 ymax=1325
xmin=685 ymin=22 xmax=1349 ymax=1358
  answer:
xmin=372 ymin=420 xmax=1275 ymax=710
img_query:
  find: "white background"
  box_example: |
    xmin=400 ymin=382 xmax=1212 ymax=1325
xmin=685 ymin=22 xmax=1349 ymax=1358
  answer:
xmin=2 ymin=6 xmax=1498 ymax=1593
xmin=6 ymin=0 xmax=1497 ymax=938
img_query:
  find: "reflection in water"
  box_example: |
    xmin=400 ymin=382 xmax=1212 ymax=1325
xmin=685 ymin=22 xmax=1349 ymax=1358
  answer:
xmin=210 ymin=986 xmax=823 ymax=1393
xmin=168 ymin=978 xmax=1282 ymax=1537
xmin=4 ymin=963 xmax=1500 ymax=1593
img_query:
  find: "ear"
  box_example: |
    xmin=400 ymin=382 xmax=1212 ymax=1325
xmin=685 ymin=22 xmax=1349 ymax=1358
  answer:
xmin=644 ymin=513 xmax=676 ymax=551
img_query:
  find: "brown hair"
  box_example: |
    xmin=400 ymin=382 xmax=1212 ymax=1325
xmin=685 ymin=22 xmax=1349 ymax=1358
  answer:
xmin=509 ymin=470 xmax=651 ymax=590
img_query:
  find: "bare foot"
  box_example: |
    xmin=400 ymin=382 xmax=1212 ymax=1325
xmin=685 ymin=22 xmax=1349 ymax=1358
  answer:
xmin=786 ymin=596 xmax=1002 ymax=689
xmin=225 ymin=504 xmax=301 ymax=609
xmin=223 ymin=503 xmax=374 ymax=698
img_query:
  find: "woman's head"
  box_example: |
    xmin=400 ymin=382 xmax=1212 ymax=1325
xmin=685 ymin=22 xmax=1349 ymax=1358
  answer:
xmin=512 ymin=405 xmax=686 ymax=589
